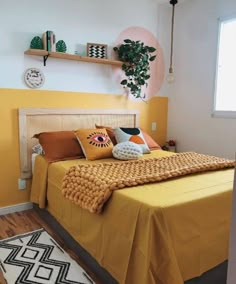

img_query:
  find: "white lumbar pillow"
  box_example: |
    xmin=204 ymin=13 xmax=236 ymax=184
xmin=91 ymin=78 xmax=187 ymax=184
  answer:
xmin=112 ymin=141 xmax=143 ymax=160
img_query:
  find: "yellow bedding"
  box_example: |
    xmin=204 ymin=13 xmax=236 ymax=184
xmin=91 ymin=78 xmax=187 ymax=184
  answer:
xmin=31 ymin=150 xmax=234 ymax=284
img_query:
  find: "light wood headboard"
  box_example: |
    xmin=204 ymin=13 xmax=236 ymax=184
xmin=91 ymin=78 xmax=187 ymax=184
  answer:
xmin=18 ymin=108 xmax=139 ymax=179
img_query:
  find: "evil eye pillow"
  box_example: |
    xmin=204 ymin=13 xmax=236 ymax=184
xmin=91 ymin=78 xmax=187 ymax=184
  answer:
xmin=112 ymin=141 xmax=143 ymax=160
xmin=75 ymin=128 xmax=113 ymax=160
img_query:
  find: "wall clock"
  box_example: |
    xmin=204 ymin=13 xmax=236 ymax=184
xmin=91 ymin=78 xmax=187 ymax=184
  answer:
xmin=24 ymin=68 xmax=45 ymax=89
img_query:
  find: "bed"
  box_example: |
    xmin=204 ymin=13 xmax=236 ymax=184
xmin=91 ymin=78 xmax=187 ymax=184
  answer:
xmin=18 ymin=108 xmax=235 ymax=284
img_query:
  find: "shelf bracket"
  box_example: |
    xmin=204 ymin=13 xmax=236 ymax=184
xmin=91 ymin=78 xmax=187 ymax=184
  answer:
xmin=43 ymin=54 xmax=49 ymax=66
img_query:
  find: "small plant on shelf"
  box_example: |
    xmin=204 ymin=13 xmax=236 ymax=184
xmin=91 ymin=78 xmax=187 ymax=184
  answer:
xmin=56 ymin=40 xmax=67 ymax=53
xmin=30 ymin=36 xmax=43 ymax=50
xmin=113 ymin=39 xmax=157 ymax=99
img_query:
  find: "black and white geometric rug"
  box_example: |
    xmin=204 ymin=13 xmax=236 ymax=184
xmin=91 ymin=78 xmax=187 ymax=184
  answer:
xmin=0 ymin=229 xmax=95 ymax=284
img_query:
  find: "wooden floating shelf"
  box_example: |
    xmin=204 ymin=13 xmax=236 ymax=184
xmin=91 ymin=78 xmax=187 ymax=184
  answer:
xmin=24 ymin=49 xmax=123 ymax=67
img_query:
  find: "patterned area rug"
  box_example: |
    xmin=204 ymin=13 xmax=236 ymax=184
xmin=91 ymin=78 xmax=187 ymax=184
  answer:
xmin=0 ymin=229 xmax=95 ymax=284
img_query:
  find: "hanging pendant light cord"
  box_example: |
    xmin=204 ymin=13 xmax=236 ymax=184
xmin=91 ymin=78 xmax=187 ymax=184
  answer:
xmin=169 ymin=0 xmax=178 ymax=74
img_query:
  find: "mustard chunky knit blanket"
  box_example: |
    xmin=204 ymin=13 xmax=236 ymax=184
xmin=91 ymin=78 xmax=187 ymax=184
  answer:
xmin=62 ymin=152 xmax=235 ymax=214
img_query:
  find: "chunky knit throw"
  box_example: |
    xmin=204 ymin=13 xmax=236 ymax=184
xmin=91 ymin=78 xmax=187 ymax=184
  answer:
xmin=62 ymin=152 xmax=235 ymax=214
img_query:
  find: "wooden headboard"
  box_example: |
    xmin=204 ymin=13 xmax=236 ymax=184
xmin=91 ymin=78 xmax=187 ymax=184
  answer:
xmin=18 ymin=108 xmax=139 ymax=179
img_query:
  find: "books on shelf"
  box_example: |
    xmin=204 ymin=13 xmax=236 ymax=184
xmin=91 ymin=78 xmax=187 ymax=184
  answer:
xmin=42 ymin=31 xmax=56 ymax=52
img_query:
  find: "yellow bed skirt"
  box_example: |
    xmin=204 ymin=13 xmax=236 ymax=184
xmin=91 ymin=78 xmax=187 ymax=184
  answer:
xmin=31 ymin=150 xmax=234 ymax=284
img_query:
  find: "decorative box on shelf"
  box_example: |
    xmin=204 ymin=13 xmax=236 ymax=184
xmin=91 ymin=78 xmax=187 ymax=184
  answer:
xmin=87 ymin=42 xmax=107 ymax=59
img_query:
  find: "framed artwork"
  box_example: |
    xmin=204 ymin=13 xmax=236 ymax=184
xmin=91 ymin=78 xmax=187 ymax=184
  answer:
xmin=87 ymin=43 xmax=107 ymax=59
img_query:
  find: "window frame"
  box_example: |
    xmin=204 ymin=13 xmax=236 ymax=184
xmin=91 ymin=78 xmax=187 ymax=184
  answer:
xmin=212 ymin=14 xmax=236 ymax=119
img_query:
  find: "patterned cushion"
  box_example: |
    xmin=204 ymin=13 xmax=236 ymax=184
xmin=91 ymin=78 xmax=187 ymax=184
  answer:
xmin=75 ymin=128 xmax=113 ymax=160
xmin=96 ymin=124 xmax=162 ymax=150
xmin=114 ymin=127 xmax=150 ymax=154
xmin=112 ymin=142 xmax=143 ymax=160
xmin=95 ymin=124 xmax=117 ymax=145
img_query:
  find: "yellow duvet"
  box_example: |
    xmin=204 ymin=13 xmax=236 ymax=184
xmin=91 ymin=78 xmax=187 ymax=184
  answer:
xmin=31 ymin=150 xmax=234 ymax=284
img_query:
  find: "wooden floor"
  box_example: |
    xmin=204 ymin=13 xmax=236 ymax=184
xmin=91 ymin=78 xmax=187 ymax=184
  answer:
xmin=0 ymin=209 xmax=102 ymax=284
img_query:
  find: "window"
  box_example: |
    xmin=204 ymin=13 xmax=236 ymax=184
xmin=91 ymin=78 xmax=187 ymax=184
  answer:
xmin=213 ymin=16 xmax=236 ymax=117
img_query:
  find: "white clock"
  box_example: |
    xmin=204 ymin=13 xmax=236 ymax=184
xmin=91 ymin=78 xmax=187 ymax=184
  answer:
xmin=24 ymin=68 xmax=45 ymax=89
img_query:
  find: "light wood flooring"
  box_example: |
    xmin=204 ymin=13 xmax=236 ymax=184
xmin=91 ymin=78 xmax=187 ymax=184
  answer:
xmin=0 ymin=209 xmax=102 ymax=284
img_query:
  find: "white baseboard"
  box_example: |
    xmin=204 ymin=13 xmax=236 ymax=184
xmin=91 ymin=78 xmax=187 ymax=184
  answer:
xmin=0 ymin=202 xmax=33 ymax=216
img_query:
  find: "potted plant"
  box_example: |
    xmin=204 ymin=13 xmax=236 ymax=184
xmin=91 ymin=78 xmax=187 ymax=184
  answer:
xmin=167 ymin=139 xmax=176 ymax=152
xmin=113 ymin=39 xmax=157 ymax=99
xmin=161 ymin=140 xmax=176 ymax=152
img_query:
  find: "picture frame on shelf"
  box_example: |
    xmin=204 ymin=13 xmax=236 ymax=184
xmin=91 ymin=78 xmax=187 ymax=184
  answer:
xmin=87 ymin=42 xmax=107 ymax=59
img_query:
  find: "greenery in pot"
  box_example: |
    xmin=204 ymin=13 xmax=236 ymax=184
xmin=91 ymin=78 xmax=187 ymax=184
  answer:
xmin=113 ymin=39 xmax=157 ymax=99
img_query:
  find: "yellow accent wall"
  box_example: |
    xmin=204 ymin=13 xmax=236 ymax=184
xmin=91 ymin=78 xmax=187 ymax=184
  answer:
xmin=0 ymin=88 xmax=168 ymax=207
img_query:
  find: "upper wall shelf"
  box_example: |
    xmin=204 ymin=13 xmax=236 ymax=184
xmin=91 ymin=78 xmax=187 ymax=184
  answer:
xmin=24 ymin=49 xmax=123 ymax=67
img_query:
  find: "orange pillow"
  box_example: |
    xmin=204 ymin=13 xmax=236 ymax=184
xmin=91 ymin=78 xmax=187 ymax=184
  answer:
xmin=95 ymin=124 xmax=161 ymax=150
xmin=33 ymin=131 xmax=84 ymax=162
xmin=75 ymin=128 xmax=113 ymax=160
xmin=141 ymin=130 xmax=161 ymax=150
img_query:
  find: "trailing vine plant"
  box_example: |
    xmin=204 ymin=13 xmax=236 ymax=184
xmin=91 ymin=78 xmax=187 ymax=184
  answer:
xmin=113 ymin=39 xmax=157 ymax=99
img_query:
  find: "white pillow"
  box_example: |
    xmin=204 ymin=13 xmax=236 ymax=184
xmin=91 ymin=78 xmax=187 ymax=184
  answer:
xmin=112 ymin=141 xmax=143 ymax=160
xmin=113 ymin=127 xmax=150 ymax=154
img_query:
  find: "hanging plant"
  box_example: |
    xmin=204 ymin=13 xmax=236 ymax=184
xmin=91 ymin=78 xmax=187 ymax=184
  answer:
xmin=113 ymin=39 xmax=157 ymax=99
xmin=30 ymin=36 xmax=43 ymax=50
xmin=56 ymin=40 xmax=67 ymax=53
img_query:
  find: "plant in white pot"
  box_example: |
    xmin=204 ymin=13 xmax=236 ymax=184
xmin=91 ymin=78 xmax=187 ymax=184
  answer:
xmin=113 ymin=39 xmax=157 ymax=99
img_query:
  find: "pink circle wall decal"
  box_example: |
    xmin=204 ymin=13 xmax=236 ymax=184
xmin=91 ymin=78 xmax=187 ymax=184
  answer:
xmin=112 ymin=26 xmax=165 ymax=101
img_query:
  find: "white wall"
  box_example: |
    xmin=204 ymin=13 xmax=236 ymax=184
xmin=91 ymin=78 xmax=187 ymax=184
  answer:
xmin=0 ymin=0 xmax=159 ymax=94
xmin=158 ymin=0 xmax=236 ymax=159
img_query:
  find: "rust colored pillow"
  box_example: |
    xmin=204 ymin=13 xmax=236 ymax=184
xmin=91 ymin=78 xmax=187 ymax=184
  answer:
xmin=33 ymin=131 xmax=84 ymax=162
xmin=75 ymin=128 xmax=113 ymax=160
xmin=141 ymin=130 xmax=161 ymax=150
xmin=95 ymin=124 xmax=161 ymax=151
